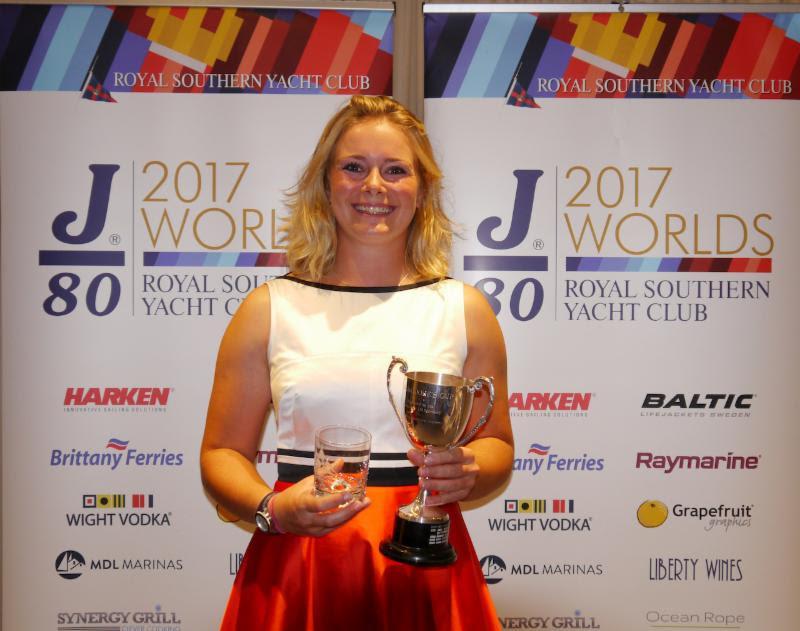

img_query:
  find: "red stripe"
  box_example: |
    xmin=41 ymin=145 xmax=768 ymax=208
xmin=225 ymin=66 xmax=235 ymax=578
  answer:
xmin=126 ymin=7 xmax=155 ymax=38
xmin=201 ymin=7 xmax=224 ymax=32
xmin=253 ymin=18 xmax=290 ymax=76
xmin=272 ymin=12 xmax=316 ymax=78
xmin=675 ymin=23 xmax=712 ymax=83
xmin=623 ymin=13 xmax=646 ymax=38
xmin=718 ymin=14 xmax=772 ymax=80
xmin=728 ymin=258 xmax=748 ymax=273
xmin=295 ymin=11 xmax=350 ymax=76
xmin=136 ymin=52 xmax=167 ymax=93
xmin=342 ymin=35 xmax=380 ymax=94
xmin=170 ymin=7 xmax=188 ymax=19
xmin=365 ymin=48 xmax=393 ymax=95
xmin=757 ymin=258 xmax=772 ymax=273
xmin=212 ymin=10 xmax=259 ymax=75
xmin=767 ymin=37 xmax=800 ymax=99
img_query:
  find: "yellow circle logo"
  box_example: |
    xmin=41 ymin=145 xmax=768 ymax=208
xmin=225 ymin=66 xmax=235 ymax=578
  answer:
xmin=637 ymin=500 xmax=669 ymax=528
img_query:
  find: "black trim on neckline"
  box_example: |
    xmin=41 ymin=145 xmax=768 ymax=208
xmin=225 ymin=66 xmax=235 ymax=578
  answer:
xmin=278 ymin=274 xmax=446 ymax=293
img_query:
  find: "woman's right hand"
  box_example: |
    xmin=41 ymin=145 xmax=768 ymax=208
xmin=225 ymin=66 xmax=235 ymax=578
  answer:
xmin=270 ymin=475 xmax=371 ymax=537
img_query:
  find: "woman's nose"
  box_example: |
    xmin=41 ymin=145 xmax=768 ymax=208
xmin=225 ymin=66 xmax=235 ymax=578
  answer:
xmin=362 ymin=167 xmax=385 ymax=193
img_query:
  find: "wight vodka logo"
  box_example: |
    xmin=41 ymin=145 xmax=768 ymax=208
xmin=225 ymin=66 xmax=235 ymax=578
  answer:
xmin=489 ymin=498 xmax=591 ymax=533
xmin=50 ymin=438 xmax=184 ymax=470
xmin=67 ymin=493 xmax=171 ymax=527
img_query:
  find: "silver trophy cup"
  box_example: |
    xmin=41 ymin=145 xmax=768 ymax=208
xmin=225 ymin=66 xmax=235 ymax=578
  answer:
xmin=380 ymin=356 xmax=495 ymax=566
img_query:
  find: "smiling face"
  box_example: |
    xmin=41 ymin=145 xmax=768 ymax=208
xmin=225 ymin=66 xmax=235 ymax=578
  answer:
xmin=327 ymin=118 xmax=421 ymax=251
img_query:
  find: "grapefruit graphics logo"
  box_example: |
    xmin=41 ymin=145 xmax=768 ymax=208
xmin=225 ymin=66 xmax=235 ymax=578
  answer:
xmin=509 ymin=392 xmax=592 ymax=418
xmin=55 ymin=550 xmax=86 ymax=579
xmin=637 ymin=500 xmax=669 ymax=527
xmin=641 ymin=393 xmax=753 ymax=419
xmin=50 ymin=437 xmax=184 ymax=470
xmin=514 ymin=443 xmax=604 ymax=476
xmin=480 ymin=555 xmax=507 ymax=584
xmin=637 ymin=500 xmax=753 ymax=531
xmin=63 ymin=387 xmax=171 ymax=413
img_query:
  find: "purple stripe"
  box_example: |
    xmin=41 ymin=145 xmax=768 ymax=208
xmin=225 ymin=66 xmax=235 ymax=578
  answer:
xmin=105 ymin=30 xmax=150 ymax=92
xmin=18 ymin=5 xmax=65 ymax=90
xmin=423 ymin=13 xmax=448 ymax=65
xmin=658 ymin=258 xmax=681 ymax=272
xmin=443 ymin=13 xmax=489 ymax=97
xmin=529 ymin=36 xmax=573 ymax=97
xmin=180 ymin=252 xmax=206 ymax=266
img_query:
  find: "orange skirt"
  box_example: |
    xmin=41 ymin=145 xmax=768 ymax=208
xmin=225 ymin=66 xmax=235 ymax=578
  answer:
xmin=221 ymin=483 xmax=500 ymax=631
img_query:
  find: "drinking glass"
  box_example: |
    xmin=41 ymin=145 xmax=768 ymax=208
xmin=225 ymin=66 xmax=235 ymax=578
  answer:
xmin=314 ymin=425 xmax=371 ymax=502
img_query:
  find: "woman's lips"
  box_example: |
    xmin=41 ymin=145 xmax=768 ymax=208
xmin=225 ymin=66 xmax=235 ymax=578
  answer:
xmin=353 ymin=203 xmax=394 ymax=216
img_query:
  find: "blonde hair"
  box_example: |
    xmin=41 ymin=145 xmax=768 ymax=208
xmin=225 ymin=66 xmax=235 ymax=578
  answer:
xmin=282 ymin=95 xmax=453 ymax=281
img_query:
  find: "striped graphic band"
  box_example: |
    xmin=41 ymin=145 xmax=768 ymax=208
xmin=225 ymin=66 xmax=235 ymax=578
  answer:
xmin=143 ymin=251 xmax=286 ymax=267
xmin=277 ymin=448 xmax=417 ymax=486
xmin=464 ymin=255 xmax=548 ymax=272
xmin=566 ymin=257 xmax=771 ymax=273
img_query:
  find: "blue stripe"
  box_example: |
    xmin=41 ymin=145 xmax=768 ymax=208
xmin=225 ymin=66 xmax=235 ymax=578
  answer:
xmin=459 ymin=13 xmax=518 ymax=97
xmin=19 ymin=5 xmax=65 ymax=90
xmin=60 ymin=6 xmax=112 ymax=90
xmin=34 ymin=5 xmax=93 ymax=90
xmin=485 ymin=13 xmax=536 ymax=97
xmin=362 ymin=10 xmax=392 ymax=41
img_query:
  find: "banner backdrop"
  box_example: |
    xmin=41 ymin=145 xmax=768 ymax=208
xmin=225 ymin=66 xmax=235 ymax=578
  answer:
xmin=1 ymin=4 xmax=392 ymax=629
xmin=425 ymin=5 xmax=799 ymax=630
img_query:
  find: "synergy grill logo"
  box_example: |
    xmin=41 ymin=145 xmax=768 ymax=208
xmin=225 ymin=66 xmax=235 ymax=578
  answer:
xmin=509 ymin=392 xmax=592 ymax=418
xmin=54 ymin=549 xmax=183 ymax=579
xmin=489 ymin=498 xmax=592 ymax=533
xmin=63 ymin=386 xmax=171 ymax=412
xmin=50 ymin=437 xmax=184 ymax=470
xmin=499 ymin=611 xmax=600 ymax=630
xmin=637 ymin=499 xmax=752 ymax=532
xmin=67 ymin=493 xmax=171 ymax=527
xmin=514 ymin=443 xmax=605 ymax=476
xmin=57 ymin=605 xmax=181 ymax=630
xmin=641 ymin=393 xmax=753 ymax=419
xmin=636 ymin=451 xmax=760 ymax=474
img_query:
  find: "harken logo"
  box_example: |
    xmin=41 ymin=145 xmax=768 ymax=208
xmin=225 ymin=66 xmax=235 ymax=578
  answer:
xmin=509 ymin=392 xmax=591 ymax=417
xmin=55 ymin=550 xmax=86 ymax=579
xmin=63 ymin=387 xmax=171 ymax=412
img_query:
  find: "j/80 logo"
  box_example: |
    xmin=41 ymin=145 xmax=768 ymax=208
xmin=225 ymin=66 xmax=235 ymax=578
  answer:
xmin=472 ymin=170 xmax=545 ymax=322
xmin=40 ymin=164 xmax=122 ymax=317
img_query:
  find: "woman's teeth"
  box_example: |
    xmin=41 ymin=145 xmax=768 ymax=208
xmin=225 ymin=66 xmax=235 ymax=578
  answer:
xmin=354 ymin=204 xmax=392 ymax=215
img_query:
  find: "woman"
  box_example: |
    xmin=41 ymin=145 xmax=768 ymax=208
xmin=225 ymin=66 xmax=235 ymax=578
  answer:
xmin=201 ymin=95 xmax=513 ymax=630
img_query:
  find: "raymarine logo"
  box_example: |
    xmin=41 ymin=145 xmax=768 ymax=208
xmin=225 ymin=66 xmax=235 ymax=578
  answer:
xmin=64 ymin=387 xmax=171 ymax=406
xmin=50 ymin=438 xmax=184 ymax=470
xmin=509 ymin=392 xmax=591 ymax=418
xmin=636 ymin=452 xmax=760 ymax=474
xmin=641 ymin=393 xmax=753 ymax=419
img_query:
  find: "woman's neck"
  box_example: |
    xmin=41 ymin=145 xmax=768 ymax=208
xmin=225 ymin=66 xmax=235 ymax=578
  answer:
xmin=322 ymin=244 xmax=417 ymax=287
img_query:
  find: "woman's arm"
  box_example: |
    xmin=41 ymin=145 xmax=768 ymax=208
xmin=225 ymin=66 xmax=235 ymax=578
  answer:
xmin=408 ymin=283 xmax=514 ymax=504
xmin=200 ymin=284 xmax=370 ymax=534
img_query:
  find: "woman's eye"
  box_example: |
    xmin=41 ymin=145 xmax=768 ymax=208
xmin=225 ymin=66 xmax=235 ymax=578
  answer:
xmin=342 ymin=162 xmax=362 ymax=173
xmin=386 ymin=165 xmax=408 ymax=176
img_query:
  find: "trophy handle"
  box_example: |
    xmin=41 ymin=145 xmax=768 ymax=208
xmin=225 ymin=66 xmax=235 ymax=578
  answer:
xmin=386 ymin=356 xmax=413 ymax=443
xmin=454 ymin=376 xmax=495 ymax=448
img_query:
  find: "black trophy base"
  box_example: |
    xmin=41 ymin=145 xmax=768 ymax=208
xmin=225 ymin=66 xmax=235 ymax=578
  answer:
xmin=379 ymin=513 xmax=457 ymax=567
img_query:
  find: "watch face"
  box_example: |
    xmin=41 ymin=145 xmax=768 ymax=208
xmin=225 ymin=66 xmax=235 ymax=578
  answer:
xmin=255 ymin=512 xmax=270 ymax=532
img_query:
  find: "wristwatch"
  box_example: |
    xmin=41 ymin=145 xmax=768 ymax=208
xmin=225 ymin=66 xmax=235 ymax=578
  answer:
xmin=254 ymin=491 xmax=280 ymax=534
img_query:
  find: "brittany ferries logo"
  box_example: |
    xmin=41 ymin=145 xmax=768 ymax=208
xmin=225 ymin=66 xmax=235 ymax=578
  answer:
xmin=514 ymin=443 xmax=605 ymax=476
xmin=63 ymin=387 xmax=171 ymax=412
xmin=50 ymin=438 xmax=184 ymax=470
xmin=509 ymin=392 xmax=592 ymax=418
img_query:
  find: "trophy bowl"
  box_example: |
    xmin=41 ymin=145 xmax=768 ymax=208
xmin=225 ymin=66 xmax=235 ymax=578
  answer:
xmin=380 ymin=356 xmax=495 ymax=566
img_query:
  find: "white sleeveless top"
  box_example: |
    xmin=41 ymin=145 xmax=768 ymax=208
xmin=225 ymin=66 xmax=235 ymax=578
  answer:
xmin=267 ymin=276 xmax=467 ymax=485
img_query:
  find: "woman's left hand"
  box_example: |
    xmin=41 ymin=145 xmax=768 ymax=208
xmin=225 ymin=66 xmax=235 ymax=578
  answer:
xmin=407 ymin=447 xmax=480 ymax=506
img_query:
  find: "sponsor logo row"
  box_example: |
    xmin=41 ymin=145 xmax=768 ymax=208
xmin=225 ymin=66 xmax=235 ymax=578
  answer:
xmin=57 ymin=387 xmax=756 ymax=419
xmin=513 ymin=443 xmax=761 ymax=475
xmin=481 ymin=555 xmax=743 ymax=584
